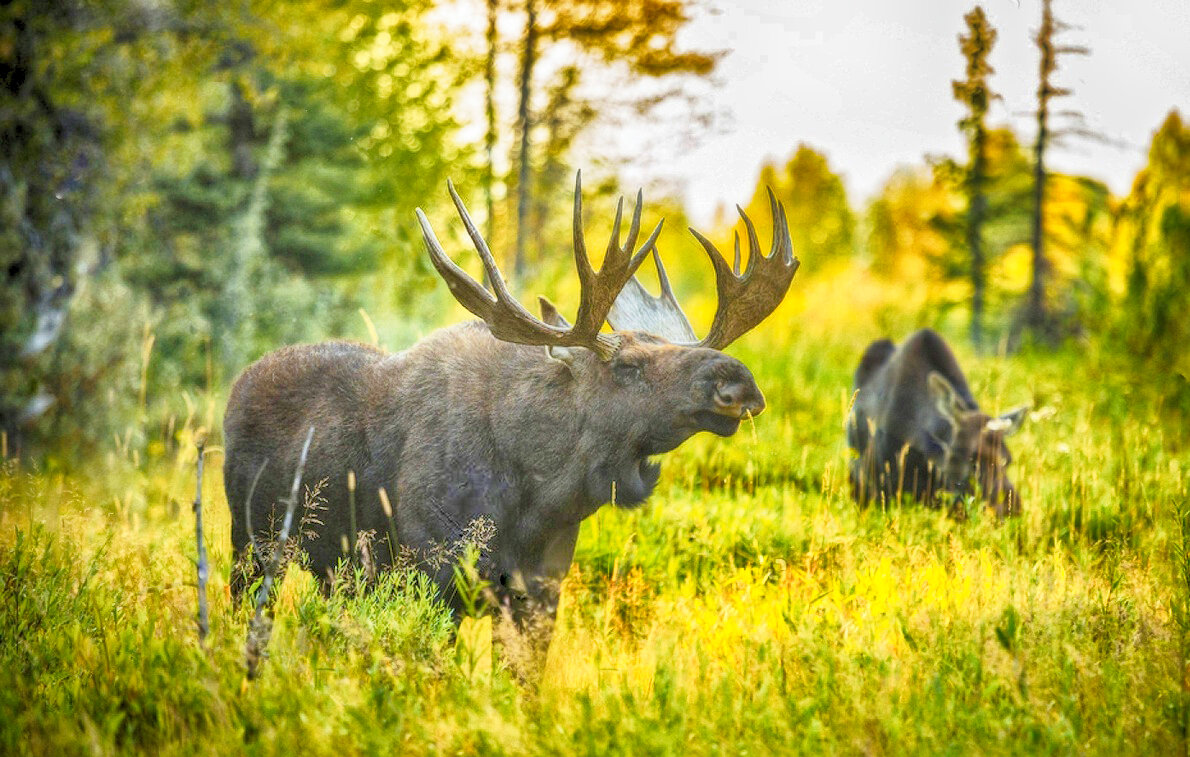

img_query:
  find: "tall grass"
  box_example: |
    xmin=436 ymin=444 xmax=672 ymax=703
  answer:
xmin=1 ymin=266 xmax=1187 ymax=754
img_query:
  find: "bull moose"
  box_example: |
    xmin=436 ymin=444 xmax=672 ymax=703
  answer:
xmin=846 ymin=328 xmax=1027 ymax=515
xmin=223 ymin=173 xmax=799 ymax=648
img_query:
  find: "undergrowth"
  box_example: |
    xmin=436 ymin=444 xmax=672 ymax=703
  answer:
xmin=1 ymin=274 xmax=1187 ymax=754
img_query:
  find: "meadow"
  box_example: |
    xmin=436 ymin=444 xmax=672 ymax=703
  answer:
xmin=2 ymin=268 xmax=1188 ymax=756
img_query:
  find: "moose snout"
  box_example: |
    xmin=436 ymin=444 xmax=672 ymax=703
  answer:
xmin=713 ymin=380 xmax=766 ymax=419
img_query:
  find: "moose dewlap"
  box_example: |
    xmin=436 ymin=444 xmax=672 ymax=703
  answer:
xmin=222 ymin=172 xmax=799 ymax=653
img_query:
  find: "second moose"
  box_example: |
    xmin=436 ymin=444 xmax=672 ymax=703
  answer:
xmin=846 ymin=329 xmax=1028 ymax=516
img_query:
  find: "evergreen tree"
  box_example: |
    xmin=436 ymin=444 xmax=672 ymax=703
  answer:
xmin=129 ymin=0 xmax=469 ymax=385
xmin=952 ymin=6 xmax=998 ymax=350
xmin=0 ymin=0 xmax=213 ymax=453
xmin=1 ymin=0 xmax=471 ymax=457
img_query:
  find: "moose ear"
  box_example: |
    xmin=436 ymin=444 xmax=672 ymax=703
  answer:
xmin=986 ymin=406 xmax=1028 ymax=437
xmin=538 ymin=296 xmax=571 ymax=328
xmin=927 ymin=371 xmax=965 ymax=422
xmin=546 ymin=344 xmax=580 ymax=367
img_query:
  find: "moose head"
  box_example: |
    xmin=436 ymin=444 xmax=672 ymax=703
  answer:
xmin=415 ymin=173 xmax=800 ymax=511
xmin=927 ymin=371 xmax=1028 ymax=515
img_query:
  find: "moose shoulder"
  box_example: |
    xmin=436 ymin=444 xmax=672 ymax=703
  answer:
xmin=845 ymin=328 xmax=1027 ymax=515
xmin=223 ymin=174 xmax=799 ymax=650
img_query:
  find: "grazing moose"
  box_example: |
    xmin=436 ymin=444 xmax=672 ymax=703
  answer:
xmin=846 ymin=329 xmax=1028 ymax=516
xmin=223 ymin=174 xmax=799 ymax=651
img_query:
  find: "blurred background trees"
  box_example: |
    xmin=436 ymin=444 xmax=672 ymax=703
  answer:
xmin=502 ymin=0 xmax=721 ymax=279
xmin=1116 ymin=111 xmax=1190 ymax=380
xmin=737 ymin=145 xmax=856 ymax=268
xmin=1 ymin=0 xmax=468 ymax=457
xmin=1 ymin=0 xmax=1186 ymax=461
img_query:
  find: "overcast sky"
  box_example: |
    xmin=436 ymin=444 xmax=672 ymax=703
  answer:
xmin=636 ymin=0 xmax=1190 ymax=225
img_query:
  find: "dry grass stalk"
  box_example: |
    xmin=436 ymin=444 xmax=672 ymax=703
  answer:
xmin=193 ymin=433 xmax=210 ymax=644
xmin=378 ymin=486 xmax=399 ymax=563
xmin=245 ymin=426 xmax=314 ymax=680
xmin=347 ymin=469 xmax=358 ymax=566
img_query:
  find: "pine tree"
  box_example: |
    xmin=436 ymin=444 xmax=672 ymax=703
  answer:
xmin=952 ymin=6 xmax=998 ymax=351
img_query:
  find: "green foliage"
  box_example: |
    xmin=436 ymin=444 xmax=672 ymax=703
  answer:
xmin=864 ymin=165 xmax=956 ymax=278
xmin=2 ymin=0 xmax=473 ymax=459
xmin=870 ymin=125 xmax=1113 ymax=346
xmin=927 ymin=128 xmax=1034 ymax=280
xmin=1 ymin=6 xmax=1187 ymax=745
xmin=1 ymin=0 xmax=134 ymax=449
xmin=1119 ymin=110 xmax=1190 ymax=379
xmin=503 ymin=0 xmax=720 ymax=277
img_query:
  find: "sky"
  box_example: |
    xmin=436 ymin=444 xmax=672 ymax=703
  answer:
xmin=628 ymin=0 xmax=1190 ymax=225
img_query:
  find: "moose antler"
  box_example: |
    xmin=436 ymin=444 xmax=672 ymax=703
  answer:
xmin=415 ymin=172 xmax=663 ymax=360
xmin=608 ymin=187 xmax=799 ymax=350
xmin=693 ymin=188 xmax=799 ymax=350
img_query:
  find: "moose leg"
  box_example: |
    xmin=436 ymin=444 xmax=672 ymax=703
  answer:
xmin=488 ymin=577 xmax=562 ymax=686
xmin=493 ymin=524 xmax=578 ymax=681
xmin=849 ymin=458 xmax=868 ymax=507
xmin=850 ymin=443 xmax=882 ymax=508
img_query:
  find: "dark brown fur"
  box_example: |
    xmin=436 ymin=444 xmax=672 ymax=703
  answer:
xmin=846 ymin=328 xmax=1026 ymax=515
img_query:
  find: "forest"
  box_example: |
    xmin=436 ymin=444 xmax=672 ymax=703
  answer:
xmin=2 ymin=0 xmax=1189 ymax=753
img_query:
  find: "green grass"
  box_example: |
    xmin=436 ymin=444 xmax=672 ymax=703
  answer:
xmin=2 ymin=273 xmax=1188 ymax=754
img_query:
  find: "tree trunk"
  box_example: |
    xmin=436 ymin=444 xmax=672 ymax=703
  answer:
xmin=969 ymin=131 xmax=987 ymax=351
xmin=1029 ymin=105 xmax=1048 ymax=335
xmin=513 ymin=0 xmax=537 ymax=281
xmin=1027 ymin=0 xmax=1055 ymax=341
xmin=484 ymin=0 xmax=498 ymax=247
xmin=229 ymin=79 xmax=258 ymax=180
xmin=953 ymin=6 xmax=997 ymax=352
